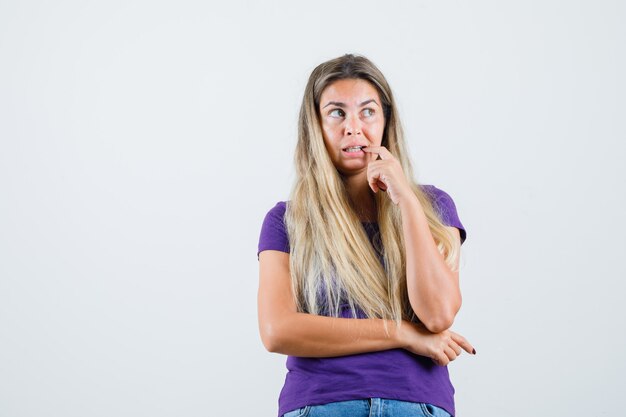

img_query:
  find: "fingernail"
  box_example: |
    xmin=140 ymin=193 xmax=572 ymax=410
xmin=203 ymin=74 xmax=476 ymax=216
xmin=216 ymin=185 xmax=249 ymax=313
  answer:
xmin=472 ymin=348 xmax=476 ymax=355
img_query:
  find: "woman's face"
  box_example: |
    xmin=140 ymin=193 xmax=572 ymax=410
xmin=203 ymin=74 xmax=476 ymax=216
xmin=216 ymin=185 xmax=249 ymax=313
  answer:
xmin=318 ymin=78 xmax=386 ymax=177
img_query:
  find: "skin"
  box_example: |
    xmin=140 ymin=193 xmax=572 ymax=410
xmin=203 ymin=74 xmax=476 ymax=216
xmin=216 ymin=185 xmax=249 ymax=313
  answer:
xmin=319 ymin=78 xmax=385 ymax=220
xmin=257 ymin=78 xmax=475 ymax=367
xmin=364 ymin=145 xmax=464 ymax=333
xmin=320 ymin=78 xmax=465 ymax=333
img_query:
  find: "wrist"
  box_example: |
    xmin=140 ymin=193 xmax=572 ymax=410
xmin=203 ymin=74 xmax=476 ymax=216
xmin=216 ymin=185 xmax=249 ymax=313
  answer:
xmin=398 ymin=192 xmax=420 ymax=212
xmin=394 ymin=320 xmax=409 ymax=350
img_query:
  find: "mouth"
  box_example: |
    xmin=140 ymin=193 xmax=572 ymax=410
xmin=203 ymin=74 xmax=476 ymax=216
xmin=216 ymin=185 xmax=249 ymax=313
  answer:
xmin=342 ymin=145 xmax=365 ymax=153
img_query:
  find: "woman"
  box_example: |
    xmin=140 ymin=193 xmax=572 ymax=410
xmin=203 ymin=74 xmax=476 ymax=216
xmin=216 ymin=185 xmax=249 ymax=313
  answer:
xmin=257 ymin=54 xmax=475 ymax=417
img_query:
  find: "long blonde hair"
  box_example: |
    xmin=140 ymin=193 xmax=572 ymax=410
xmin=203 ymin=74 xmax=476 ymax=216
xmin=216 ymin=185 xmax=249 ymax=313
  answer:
xmin=285 ymin=54 xmax=460 ymax=331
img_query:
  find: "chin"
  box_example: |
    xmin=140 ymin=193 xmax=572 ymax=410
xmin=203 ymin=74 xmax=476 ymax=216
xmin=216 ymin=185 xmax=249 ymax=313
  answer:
xmin=337 ymin=164 xmax=367 ymax=176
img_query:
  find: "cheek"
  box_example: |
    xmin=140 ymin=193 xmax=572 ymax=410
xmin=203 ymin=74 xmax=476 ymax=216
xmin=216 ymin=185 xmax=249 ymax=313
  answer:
xmin=322 ymin=127 xmax=341 ymax=147
xmin=323 ymin=123 xmax=339 ymax=137
xmin=364 ymin=124 xmax=385 ymax=144
xmin=321 ymin=135 xmax=336 ymax=158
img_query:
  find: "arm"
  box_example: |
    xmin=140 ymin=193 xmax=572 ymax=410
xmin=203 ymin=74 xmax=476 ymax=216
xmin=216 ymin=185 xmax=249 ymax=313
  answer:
xmin=257 ymin=250 xmax=474 ymax=361
xmin=361 ymin=146 xmax=462 ymax=333
xmin=258 ymin=250 xmax=402 ymax=357
xmin=399 ymin=196 xmax=462 ymax=333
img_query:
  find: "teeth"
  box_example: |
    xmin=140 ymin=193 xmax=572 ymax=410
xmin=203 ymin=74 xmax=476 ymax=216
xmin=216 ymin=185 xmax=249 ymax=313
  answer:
xmin=344 ymin=146 xmax=363 ymax=152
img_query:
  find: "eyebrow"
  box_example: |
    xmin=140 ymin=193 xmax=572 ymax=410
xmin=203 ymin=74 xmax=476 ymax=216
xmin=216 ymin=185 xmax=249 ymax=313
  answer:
xmin=322 ymin=99 xmax=380 ymax=109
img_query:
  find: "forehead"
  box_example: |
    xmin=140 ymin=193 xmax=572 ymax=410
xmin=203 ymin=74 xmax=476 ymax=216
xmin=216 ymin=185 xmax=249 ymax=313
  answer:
xmin=319 ymin=79 xmax=380 ymax=106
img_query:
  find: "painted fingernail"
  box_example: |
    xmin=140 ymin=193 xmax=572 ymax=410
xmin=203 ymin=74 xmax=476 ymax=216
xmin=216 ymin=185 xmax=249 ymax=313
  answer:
xmin=472 ymin=348 xmax=476 ymax=355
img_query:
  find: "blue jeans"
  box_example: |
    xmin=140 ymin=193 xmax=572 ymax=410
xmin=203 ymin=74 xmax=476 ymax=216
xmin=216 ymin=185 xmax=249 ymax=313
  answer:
xmin=282 ymin=398 xmax=452 ymax=417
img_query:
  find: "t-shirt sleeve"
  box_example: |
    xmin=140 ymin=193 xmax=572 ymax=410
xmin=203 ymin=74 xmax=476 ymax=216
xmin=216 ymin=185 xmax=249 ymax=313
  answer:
xmin=257 ymin=201 xmax=290 ymax=259
xmin=423 ymin=185 xmax=467 ymax=245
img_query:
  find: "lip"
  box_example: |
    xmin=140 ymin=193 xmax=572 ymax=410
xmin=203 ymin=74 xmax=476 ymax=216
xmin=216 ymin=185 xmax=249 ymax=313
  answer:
xmin=342 ymin=146 xmax=366 ymax=158
xmin=341 ymin=142 xmax=368 ymax=151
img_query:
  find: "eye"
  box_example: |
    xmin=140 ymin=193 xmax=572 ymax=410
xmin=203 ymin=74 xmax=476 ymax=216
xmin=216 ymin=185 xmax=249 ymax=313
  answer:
xmin=329 ymin=108 xmax=345 ymax=118
xmin=362 ymin=108 xmax=375 ymax=117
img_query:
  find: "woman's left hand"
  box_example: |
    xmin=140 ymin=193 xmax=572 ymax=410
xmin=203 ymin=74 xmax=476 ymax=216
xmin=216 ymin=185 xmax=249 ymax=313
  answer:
xmin=363 ymin=146 xmax=413 ymax=205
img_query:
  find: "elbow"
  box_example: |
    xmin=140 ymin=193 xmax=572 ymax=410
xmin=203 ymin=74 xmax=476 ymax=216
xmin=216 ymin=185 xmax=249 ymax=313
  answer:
xmin=422 ymin=314 xmax=455 ymax=333
xmin=259 ymin=319 xmax=286 ymax=353
xmin=416 ymin=296 xmax=462 ymax=334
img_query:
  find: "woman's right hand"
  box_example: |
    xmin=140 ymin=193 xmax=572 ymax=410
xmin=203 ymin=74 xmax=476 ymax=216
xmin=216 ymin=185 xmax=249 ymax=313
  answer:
xmin=398 ymin=320 xmax=475 ymax=366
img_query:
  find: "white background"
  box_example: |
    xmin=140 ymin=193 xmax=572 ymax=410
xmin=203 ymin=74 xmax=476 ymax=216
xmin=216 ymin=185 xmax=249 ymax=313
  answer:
xmin=1 ymin=1 xmax=625 ymax=416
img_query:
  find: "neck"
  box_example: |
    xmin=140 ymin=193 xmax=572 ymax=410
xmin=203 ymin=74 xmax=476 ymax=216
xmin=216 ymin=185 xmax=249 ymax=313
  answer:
xmin=343 ymin=172 xmax=377 ymax=222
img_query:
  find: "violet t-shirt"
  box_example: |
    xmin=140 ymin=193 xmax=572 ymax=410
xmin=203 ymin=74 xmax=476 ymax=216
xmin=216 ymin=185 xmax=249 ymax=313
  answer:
xmin=257 ymin=185 xmax=467 ymax=417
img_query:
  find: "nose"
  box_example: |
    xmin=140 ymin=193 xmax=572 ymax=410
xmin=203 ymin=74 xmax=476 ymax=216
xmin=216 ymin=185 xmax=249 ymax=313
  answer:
xmin=345 ymin=115 xmax=362 ymax=136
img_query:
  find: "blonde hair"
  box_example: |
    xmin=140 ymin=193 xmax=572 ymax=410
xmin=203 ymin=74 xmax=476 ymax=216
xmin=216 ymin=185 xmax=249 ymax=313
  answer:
xmin=285 ymin=54 xmax=460 ymax=331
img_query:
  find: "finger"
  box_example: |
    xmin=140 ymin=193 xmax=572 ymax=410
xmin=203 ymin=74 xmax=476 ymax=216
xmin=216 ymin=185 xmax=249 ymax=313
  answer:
xmin=363 ymin=146 xmax=393 ymax=160
xmin=367 ymin=166 xmax=385 ymax=193
xmin=450 ymin=340 xmax=463 ymax=357
xmin=434 ymin=352 xmax=449 ymax=366
xmin=367 ymin=165 xmax=388 ymax=191
xmin=444 ymin=345 xmax=458 ymax=362
xmin=450 ymin=332 xmax=475 ymax=355
xmin=363 ymin=146 xmax=394 ymax=160
xmin=367 ymin=171 xmax=380 ymax=193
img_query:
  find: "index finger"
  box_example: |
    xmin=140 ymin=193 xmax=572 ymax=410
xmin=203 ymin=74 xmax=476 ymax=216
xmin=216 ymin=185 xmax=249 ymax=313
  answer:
xmin=450 ymin=331 xmax=476 ymax=355
xmin=363 ymin=146 xmax=394 ymax=160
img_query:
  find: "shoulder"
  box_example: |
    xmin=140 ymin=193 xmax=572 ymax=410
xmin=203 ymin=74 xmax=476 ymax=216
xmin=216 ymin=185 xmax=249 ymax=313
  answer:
xmin=263 ymin=201 xmax=288 ymax=223
xmin=419 ymin=184 xmax=467 ymax=244
xmin=258 ymin=201 xmax=290 ymax=258
xmin=263 ymin=201 xmax=287 ymax=226
xmin=420 ymin=184 xmax=452 ymax=201
xmin=420 ymin=184 xmax=457 ymax=212
xmin=261 ymin=200 xmax=290 ymax=231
